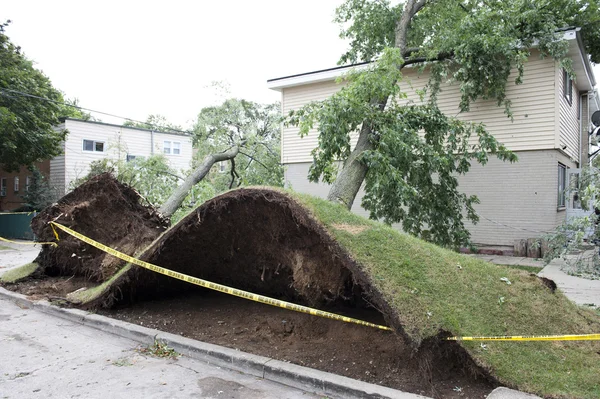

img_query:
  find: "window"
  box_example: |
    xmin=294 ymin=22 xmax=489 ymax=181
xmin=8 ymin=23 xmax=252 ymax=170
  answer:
xmin=14 ymin=177 xmax=19 ymax=193
xmin=126 ymin=155 xmax=136 ymax=162
xmin=83 ymin=139 xmax=105 ymax=152
xmin=558 ymin=163 xmax=567 ymax=208
xmin=26 ymin=176 xmax=31 ymax=192
xmin=164 ymin=140 xmax=181 ymax=155
xmin=0 ymin=178 xmax=6 ymax=197
xmin=218 ymin=161 xmax=227 ymax=173
xmin=563 ymin=69 xmax=573 ymax=106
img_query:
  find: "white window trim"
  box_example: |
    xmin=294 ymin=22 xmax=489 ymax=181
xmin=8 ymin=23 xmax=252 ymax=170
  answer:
xmin=164 ymin=140 xmax=181 ymax=155
xmin=14 ymin=176 xmax=19 ymax=193
xmin=558 ymin=163 xmax=567 ymax=209
xmin=82 ymin=139 xmax=105 ymax=153
xmin=26 ymin=176 xmax=31 ymax=192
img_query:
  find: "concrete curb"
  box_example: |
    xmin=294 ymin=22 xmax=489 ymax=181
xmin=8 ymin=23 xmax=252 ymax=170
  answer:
xmin=0 ymin=287 xmax=427 ymax=399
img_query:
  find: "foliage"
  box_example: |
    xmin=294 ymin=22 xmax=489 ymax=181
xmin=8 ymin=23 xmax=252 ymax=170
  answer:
xmin=543 ymin=163 xmax=600 ymax=279
xmin=137 ymin=337 xmax=180 ymax=359
xmin=123 ymin=114 xmax=184 ymax=133
xmin=0 ymin=21 xmax=72 ymax=171
xmin=20 ymin=167 xmax=55 ymax=211
xmin=193 ymin=98 xmax=284 ymax=190
xmin=288 ymin=0 xmax=600 ymax=248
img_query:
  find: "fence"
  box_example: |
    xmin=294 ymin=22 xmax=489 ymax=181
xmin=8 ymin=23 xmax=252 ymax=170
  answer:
xmin=0 ymin=212 xmax=36 ymax=240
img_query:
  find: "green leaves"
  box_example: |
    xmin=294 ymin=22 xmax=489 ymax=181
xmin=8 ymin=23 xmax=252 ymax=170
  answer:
xmin=193 ymin=99 xmax=284 ymax=189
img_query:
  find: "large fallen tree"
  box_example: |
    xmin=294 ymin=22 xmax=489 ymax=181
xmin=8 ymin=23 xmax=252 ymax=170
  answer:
xmin=10 ymin=173 xmax=599 ymax=398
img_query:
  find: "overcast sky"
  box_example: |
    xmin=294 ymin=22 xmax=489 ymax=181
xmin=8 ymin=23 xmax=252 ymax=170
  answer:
xmin=4 ymin=1 xmax=600 ymax=129
xmin=3 ymin=0 xmax=348 ymax=128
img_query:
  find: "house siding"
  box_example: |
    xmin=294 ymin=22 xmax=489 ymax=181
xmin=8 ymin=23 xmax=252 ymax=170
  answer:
xmin=558 ymin=68 xmax=581 ymax=162
xmin=60 ymin=120 xmax=192 ymax=193
xmin=49 ymin=123 xmax=66 ymax=195
xmin=282 ymin=52 xmax=558 ymax=164
xmin=286 ymin=149 xmax=575 ymax=246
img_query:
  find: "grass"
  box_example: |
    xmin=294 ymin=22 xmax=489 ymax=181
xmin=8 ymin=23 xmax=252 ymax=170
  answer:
xmin=295 ymin=193 xmax=600 ymax=399
xmin=137 ymin=338 xmax=180 ymax=359
xmin=0 ymin=262 xmax=39 ymax=283
xmin=60 ymin=188 xmax=600 ymax=398
xmin=0 ymin=244 xmax=12 ymax=251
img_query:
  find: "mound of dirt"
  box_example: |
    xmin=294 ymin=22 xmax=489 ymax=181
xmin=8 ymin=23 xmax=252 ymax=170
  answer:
xmin=31 ymin=173 xmax=169 ymax=282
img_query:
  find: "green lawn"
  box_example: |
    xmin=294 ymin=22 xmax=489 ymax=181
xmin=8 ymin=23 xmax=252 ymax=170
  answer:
xmin=0 ymin=244 xmax=12 ymax=251
xmin=296 ymin=193 xmax=600 ymax=399
xmin=0 ymin=262 xmax=38 ymax=283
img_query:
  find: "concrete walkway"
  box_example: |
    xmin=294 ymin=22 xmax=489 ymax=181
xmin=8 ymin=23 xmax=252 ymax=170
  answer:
xmin=538 ymin=254 xmax=600 ymax=307
xmin=0 ymin=296 xmax=329 ymax=399
xmin=0 ymin=239 xmax=41 ymax=271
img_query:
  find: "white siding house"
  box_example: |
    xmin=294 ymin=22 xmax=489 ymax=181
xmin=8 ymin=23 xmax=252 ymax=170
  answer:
xmin=50 ymin=118 xmax=193 ymax=194
xmin=268 ymin=28 xmax=600 ymax=248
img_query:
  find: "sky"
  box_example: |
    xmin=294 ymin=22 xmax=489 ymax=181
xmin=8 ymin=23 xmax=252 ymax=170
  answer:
xmin=4 ymin=1 xmax=600 ymax=130
xmin=3 ymin=0 xmax=348 ymax=128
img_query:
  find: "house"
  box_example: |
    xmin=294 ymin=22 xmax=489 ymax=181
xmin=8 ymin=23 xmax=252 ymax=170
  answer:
xmin=0 ymin=118 xmax=193 ymax=211
xmin=267 ymin=28 xmax=600 ymax=249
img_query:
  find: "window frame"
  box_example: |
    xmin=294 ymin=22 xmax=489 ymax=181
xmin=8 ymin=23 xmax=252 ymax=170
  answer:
xmin=163 ymin=140 xmax=181 ymax=155
xmin=558 ymin=163 xmax=567 ymax=209
xmin=14 ymin=176 xmax=19 ymax=193
xmin=563 ymin=69 xmax=573 ymax=106
xmin=0 ymin=177 xmax=6 ymax=197
xmin=82 ymin=139 xmax=105 ymax=153
xmin=26 ymin=176 xmax=31 ymax=192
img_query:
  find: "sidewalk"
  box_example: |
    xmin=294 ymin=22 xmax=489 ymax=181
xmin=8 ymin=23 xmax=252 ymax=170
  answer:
xmin=0 ymin=295 xmax=326 ymax=399
xmin=0 ymin=239 xmax=41 ymax=271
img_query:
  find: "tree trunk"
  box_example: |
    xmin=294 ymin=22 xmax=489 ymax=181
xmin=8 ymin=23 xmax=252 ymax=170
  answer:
xmin=325 ymin=0 xmax=423 ymax=210
xmin=159 ymin=146 xmax=239 ymax=218
xmin=326 ymin=122 xmax=375 ymax=209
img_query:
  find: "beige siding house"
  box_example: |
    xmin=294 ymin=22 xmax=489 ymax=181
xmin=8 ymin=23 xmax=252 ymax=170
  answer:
xmin=50 ymin=118 xmax=193 ymax=194
xmin=268 ymin=28 xmax=600 ymax=247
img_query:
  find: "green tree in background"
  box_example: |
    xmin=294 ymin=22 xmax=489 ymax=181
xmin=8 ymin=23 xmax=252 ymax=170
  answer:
xmin=158 ymin=99 xmax=283 ymax=217
xmin=288 ymin=0 xmax=600 ymax=248
xmin=194 ymin=99 xmax=283 ymax=189
xmin=123 ymin=114 xmax=183 ymax=133
xmin=0 ymin=21 xmax=79 ymax=171
xmin=20 ymin=167 xmax=55 ymax=211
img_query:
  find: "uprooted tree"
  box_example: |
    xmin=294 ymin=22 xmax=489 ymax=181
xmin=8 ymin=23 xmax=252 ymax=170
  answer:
xmin=288 ymin=0 xmax=600 ymax=248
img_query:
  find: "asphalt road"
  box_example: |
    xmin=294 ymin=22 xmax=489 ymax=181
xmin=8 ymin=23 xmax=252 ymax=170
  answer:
xmin=0 ymin=296 xmax=322 ymax=399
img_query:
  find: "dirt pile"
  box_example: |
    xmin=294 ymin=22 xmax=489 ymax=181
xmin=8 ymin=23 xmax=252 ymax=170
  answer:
xmin=31 ymin=173 xmax=169 ymax=282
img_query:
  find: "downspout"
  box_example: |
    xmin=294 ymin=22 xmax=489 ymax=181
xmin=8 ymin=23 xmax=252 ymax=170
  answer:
xmin=151 ymin=130 xmax=155 ymax=155
xmin=579 ymin=92 xmax=584 ymax=167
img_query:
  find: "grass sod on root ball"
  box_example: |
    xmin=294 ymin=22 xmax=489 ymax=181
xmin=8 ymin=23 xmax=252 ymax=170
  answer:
xmin=18 ymin=178 xmax=600 ymax=399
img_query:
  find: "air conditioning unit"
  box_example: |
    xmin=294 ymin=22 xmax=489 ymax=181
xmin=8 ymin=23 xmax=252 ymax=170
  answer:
xmin=0 ymin=188 xmax=6 ymax=197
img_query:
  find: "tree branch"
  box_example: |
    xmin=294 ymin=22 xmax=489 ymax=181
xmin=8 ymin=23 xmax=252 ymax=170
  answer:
xmin=159 ymin=145 xmax=239 ymax=218
xmin=239 ymin=150 xmax=271 ymax=170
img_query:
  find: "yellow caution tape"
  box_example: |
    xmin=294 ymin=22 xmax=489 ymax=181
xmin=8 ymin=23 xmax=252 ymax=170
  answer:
xmin=49 ymin=221 xmax=393 ymax=331
xmin=446 ymin=334 xmax=600 ymax=342
xmin=0 ymin=236 xmax=57 ymax=247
